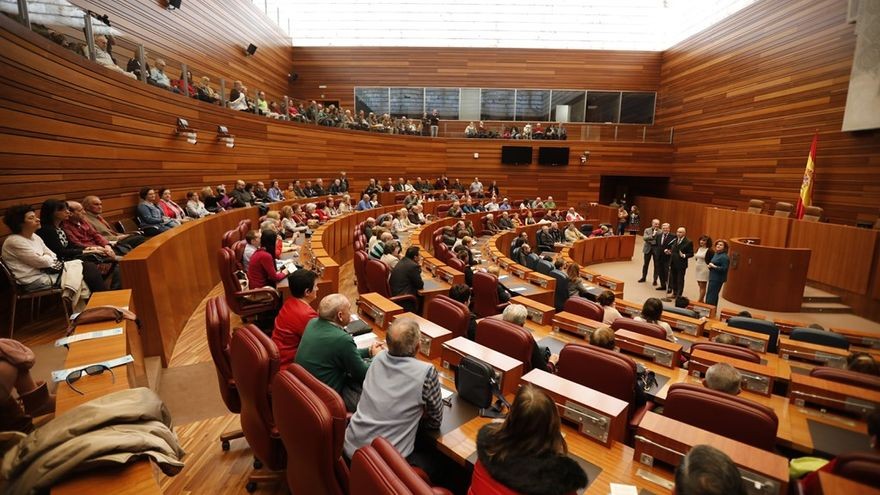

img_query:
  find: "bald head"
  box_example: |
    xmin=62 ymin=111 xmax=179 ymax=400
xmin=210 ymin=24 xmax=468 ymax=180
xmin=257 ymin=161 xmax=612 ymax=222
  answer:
xmin=387 ymin=318 xmax=421 ymax=357
xmin=82 ymin=196 xmax=103 ymax=214
xmin=317 ymin=293 xmax=351 ymax=325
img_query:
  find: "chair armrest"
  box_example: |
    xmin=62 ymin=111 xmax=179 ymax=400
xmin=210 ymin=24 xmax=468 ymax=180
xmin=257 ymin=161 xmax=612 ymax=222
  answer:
xmin=629 ymin=401 xmax=654 ymax=429
xmin=236 ymin=287 xmax=281 ymax=304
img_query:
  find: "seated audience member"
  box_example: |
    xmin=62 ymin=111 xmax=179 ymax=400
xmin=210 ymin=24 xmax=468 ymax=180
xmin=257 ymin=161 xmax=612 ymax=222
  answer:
xmin=229 ymin=180 xmax=255 ymax=208
xmin=536 ymin=225 xmax=555 ymax=253
xmin=510 ymin=232 xmax=529 ymax=257
xmin=485 ymin=197 xmax=499 ymax=212
xmin=61 ymin=201 xmax=117 ymax=259
xmin=448 ymin=283 xmax=478 ymax=339
xmin=267 ymin=180 xmax=284 ymax=202
xmin=513 ymin=243 xmax=534 ymax=268
xmin=228 ymin=80 xmax=250 ymax=111
xmin=312 ymin=178 xmax=326 ymax=196
xmin=241 ymin=230 xmax=260 ymax=271
xmin=306 ymin=203 xmax=328 ymax=223
xmin=0 ymin=339 xmax=56 ymax=433
xmin=137 ymin=188 xmax=179 ymax=232
xmin=196 ymin=76 xmax=219 ymax=103
xmin=87 ymin=35 xmax=136 ymax=78
xmin=548 ymin=222 xmax=564 ymax=243
xmin=447 ymin=201 xmax=463 ymax=218
xmin=498 ymin=198 xmax=512 ymax=211
xmin=279 ymin=206 xmax=303 ymax=238
xmin=498 ymin=212 xmax=515 ymax=230
xmin=37 ymin=199 xmax=118 ymax=291
xmin=597 ymin=290 xmax=623 ymax=324
xmin=566 ymin=263 xmax=591 ymax=299
xmin=328 ymin=178 xmax=344 ymax=195
xmin=502 ymin=305 xmax=557 ymax=372
xmin=252 ymin=182 xmax=270 ymax=203
xmin=408 ymin=204 xmax=427 ymax=225
xmin=712 ymin=333 xmax=738 ymax=346
xmin=380 ymin=241 xmax=402 ymax=269
xmin=441 ymin=227 xmax=457 ymax=247
xmin=635 ymin=297 xmax=676 ymax=342
xmin=454 ymin=250 xmax=475 ymax=287
xmin=81 ymin=196 xmax=146 ymax=250
xmin=391 ymin=208 xmax=414 ymax=233
xmin=273 ymin=269 xmax=319 ymax=366
xmin=324 ymin=198 xmax=340 ymax=217
xmin=148 ymin=58 xmax=171 ymax=89
xmin=472 ymin=384 xmax=588 ymax=495
xmin=291 ymin=180 xmax=308 ymax=198
xmin=389 ymin=247 xmax=424 ymax=313
xmin=564 ymin=223 xmax=586 ymax=242
xmin=511 ymin=212 xmax=523 ymax=228
xmin=589 ymin=326 xmax=616 ymax=350
xmin=370 ymin=232 xmax=393 ymax=259
xmin=703 ymin=363 xmax=742 ymax=395
xmin=157 ymin=188 xmax=190 ymax=223
xmin=565 ymin=208 xmax=584 ymax=222
xmin=295 ymin=294 xmax=385 ymax=412
xmin=246 ymin=230 xmax=288 ymax=289
xmin=485 ymin=213 xmax=500 ymax=234
xmin=343 ymin=318 xmax=443 ymax=468
xmin=185 ymin=191 xmax=211 ymax=218
xmin=338 ymin=194 xmax=352 ymax=214
xmin=357 ymin=193 xmax=373 ymax=211
xmin=544 ymin=196 xmax=556 ymax=209
xmin=848 ymin=352 xmax=880 ymax=375
xmin=523 ymin=210 xmax=537 ymax=225
xmin=674 ymin=445 xmax=745 ymax=495
xmin=487 ymin=265 xmax=515 ymax=303
xmin=201 ymin=186 xmax=224 ymax=213
xmin=2 ymin=205 xmax=92 ymax=309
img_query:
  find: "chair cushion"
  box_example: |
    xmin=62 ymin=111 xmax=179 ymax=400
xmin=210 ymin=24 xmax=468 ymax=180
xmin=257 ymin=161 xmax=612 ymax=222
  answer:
xmin=426 ymin=295 xmax=470 ymax=340
xmin=473 ymin=272 xmax=503 ymax=318
xmin=564 ymin=297 xmax=603 ymax=321
xmin=611 ymin=318 xmax=668 ymax=341
xmin=809 ymin=367 xmax=880 ymax=392
xmin=727 ymin=316 xmax=780 ymax=353
xmin=790 ymin=327 xmax=850 ymax=350
xmin=476 ymin=319 xmax=534 ymax=372
xmin=556 ymin=343 xmax=638 ymax=406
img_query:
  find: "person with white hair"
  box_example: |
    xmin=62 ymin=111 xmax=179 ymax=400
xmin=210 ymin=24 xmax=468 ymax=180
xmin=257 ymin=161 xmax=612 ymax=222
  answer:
xmin=703 ymin=363 xmax=742 ymax=395
xmin=501 ymin=304 xmax=558 ymax=372
xmin=295 ymin=293 xmax=385 ymax=412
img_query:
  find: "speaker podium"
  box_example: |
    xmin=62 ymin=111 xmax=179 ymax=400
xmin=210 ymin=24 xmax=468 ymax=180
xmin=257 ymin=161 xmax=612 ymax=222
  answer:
xmin=723 ymin=237 xmax=811 ymax=312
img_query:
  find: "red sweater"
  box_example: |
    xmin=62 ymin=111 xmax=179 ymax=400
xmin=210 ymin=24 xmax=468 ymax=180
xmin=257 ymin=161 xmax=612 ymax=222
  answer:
xmin=247 ymin=249 xmax=285 ymax=289
xmin=273 ymin=298 xmax=317 ymax=365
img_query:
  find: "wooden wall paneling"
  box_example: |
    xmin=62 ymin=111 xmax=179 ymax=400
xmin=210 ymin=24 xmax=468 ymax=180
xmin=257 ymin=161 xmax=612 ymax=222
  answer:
xmin=788 ymin=221 xmax=878 ymax=294
xmin=703 ymin=208 xmax=791 ymax=247
xmin=724 ymin=237 xmax=811 ymax=312
xmin=656 ymin=0 xmax=880 ymax=226
xmin=289 ymin=47 xmax=663 ymax=108
xmin=637 ymin=197 xmax=709 ymax=235
xmin=120 ymin=207 xmax=258 ymax=365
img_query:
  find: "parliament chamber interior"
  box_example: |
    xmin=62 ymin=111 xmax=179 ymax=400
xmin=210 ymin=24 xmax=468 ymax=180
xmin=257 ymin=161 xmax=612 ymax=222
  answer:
xmin=1 ymin=0 xmax=880 ymax=494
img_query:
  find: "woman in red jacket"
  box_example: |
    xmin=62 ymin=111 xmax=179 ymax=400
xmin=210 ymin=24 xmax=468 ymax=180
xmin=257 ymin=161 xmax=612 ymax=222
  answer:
xmin=469 ymin=384 xmax=587 ymax=495
xmin=247 ymin=230 xmax=288 ymax=289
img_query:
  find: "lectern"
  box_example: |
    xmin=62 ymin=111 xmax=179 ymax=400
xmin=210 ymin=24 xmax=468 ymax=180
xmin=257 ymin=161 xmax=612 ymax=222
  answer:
xmin=724 ymin=237 xmax=810 ymax=312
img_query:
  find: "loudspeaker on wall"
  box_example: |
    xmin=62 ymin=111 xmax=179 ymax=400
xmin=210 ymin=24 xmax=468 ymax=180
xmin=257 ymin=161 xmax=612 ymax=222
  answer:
xmin=246 ymin=44 xmax=258 ymax=56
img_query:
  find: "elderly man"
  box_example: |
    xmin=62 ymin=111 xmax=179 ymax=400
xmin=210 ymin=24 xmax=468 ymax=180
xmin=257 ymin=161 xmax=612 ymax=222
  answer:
xmin=81 ymin=196 xmax=146 ymax=251
xmin=344 ymin=318 xmax=442 ymax=462
xmin=89 ymin=35 xmax=136 ymax=78
xmin=639 ymin=218 xmax=661 ymax=284
xmin=500 ymin=305 xmax=557 ymax=371
xmin=544 ymin=196 xmax=557 ymax=209
xmin=674 ymin=445 xmax=745 ymax=495
xmin=61 ymin=202 xmax=116 ymax=259
xmin=667 ymin=226 xmax=694 ymax=299
xmin=312 ymin=178 xmax=326 ymax=196
xmin=703 ymin=363 xmax=742 ymax=395
xmin=295 ymin=294 xmax=385 ymax=412
xmin=229 ymin=180 xmax=253 ymax=207
xmin=149 ymin=58 xmax=171 ymax=88
xmin=357 ymin=194 xmax=373 ymax=211
xmin=469 ymin=177 xmax=483 ymax=197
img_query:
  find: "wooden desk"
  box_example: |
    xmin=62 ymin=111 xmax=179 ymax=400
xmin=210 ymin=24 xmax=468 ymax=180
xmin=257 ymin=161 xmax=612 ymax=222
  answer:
xmin=659 ymin=311 xmax=705 ymax=338
xmin=551 ymin=311 xmax=604 ymax=339
xmin=789 ymin=373 xmax=880 ymax=417
xmin=419 ymin=276 xmax=452 ymax=314
xmin=511 ymin=296 xmax=554 ymax=326
xmin=830 ymin=326 xmax=880 ymax=349
xmin=436 ymin=266 xmax=465 ymax=286
xmin=615 ymin=329 xmax=682 ymax=369
xmin=393 ymin=312 xmax=453 ymax=359
xmin=53 ymin=290 xmax=160 ymax=495
xmin=440 ymin=337 xmax=523 ymax=396
xmin=817 ymin=471 xmax=880 ymax=495
xmin=357 ymin=292 xmax=405 ymax=329
xmin=524 ymin=271 xmax=556 ymax=292
xmin=779 ymin=337 xmax=849 ymax=368
xmin=707 ymin=321 xmax=770 ymax=353
xmin=498 ymin=273 xmax=554 ymax=306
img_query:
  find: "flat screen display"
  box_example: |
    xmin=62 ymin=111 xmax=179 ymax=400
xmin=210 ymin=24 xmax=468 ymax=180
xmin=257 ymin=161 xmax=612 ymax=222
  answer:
xmin=538 ymin=147 xmax=570 ymax=166
xmin=501 ymin=146 xmax=532 ymax=165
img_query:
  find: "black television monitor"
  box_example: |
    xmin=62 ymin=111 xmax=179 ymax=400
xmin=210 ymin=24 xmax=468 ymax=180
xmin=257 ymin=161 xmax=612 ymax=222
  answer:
xmin=501 ymin=146 xmax=532 ymax=165
xmin=538 ymin=147 xmax=570 ymax=166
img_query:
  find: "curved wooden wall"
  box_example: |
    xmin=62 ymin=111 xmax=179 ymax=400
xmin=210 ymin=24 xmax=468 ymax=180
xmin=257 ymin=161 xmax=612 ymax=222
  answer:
xmin=724 ymin=238 xmax=811 ymax=313
xmin=656 ymin=0 xmax=880 ymax=225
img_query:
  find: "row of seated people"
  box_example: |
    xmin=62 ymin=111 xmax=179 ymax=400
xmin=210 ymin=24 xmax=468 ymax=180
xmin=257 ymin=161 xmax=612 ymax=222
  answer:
xmin=464 ymin=121 xmax=568 ymax=140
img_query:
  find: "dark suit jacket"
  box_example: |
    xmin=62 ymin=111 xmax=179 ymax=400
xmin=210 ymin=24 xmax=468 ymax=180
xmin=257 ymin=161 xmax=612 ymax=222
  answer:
xmin=653 ymin=232 xmax=675 ymax=258
xmin=670 ymin=236 xmax=694 ymax=269
xmin=389 ymin=257 xmax=424 ymax=297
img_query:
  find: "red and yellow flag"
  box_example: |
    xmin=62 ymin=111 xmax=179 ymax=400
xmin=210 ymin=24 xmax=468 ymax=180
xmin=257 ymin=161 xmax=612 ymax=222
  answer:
xmin=795 ymin=133 xmax=818 ymax=219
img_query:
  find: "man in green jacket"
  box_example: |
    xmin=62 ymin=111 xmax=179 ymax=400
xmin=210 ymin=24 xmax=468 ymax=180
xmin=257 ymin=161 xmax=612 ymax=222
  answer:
xmin=295 ymin=293 xmax=385 ymax=411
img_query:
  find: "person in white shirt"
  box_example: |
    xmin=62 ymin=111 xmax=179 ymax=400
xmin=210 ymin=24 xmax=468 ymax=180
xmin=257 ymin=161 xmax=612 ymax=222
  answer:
xmin=242 ymin=230 xmax=260 ymax=271
xmin=565 ymin=208 xmax=584 ymax=222
xmin=597 ymin=290 xmax=623 ymax=325
xmin=485 ymin=197 xmax=499 ymax=211
xmin=149 ymin=58 xmax=171 ymax=88
xmin=88 ymin=35 xmax=136 ymax=79
xmin=469 ymin=177 xmax=483 ymax=197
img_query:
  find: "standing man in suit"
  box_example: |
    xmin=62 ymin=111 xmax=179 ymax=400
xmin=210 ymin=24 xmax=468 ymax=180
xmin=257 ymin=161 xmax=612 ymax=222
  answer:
xmin=389 ymin=246 xmax=424 ymax=313
xmin=667 ymin=227 xmax=694 ymax=299
xmin=654 ymin=223 xmax=674 ymax=292
xmin=639 ymin=218 xmax=661 ymax=284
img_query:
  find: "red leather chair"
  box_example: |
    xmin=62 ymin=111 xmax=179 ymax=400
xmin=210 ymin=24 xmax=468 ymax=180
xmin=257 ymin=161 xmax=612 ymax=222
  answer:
xmin=476 ymin=318 xmax=535 ymax=372
xmin=435 ymin=243 xmax=452 ymax=263
xmin=688 ymin=342 xmax=761 ymax=364
xmin=230 ymin=325 xmax=285 ymax=492
xmin=446 ymin=255 xmax=466 ymax=272
xmin=354 ymin=239 xmax=365 ymax=252
xmin=232 ymin=240 xmax=247 ymax=271
xmin=354 ymin=250 xmax=371 ymax=295
xmin=472 ymin=272 xmax=510 ymax=318
xmin=425 ymin=295 xmax=471 ymax=340
xmin=218 ymin=247 xmax=281 ymax=320
xmin=223 ymin=229 xmax=241 ymax=248
xmin=564 ymin=297 xmax=603 ymax=321
xmin=556 ymin=343 xmax=653 ymax=429
xmin=272 ymin=364 xmax=349 ymax=495
xmin=351 ymin=437 xmax=452 ymax=495
xmin=663 ymin=383 xmax=778 ymax=451
xmin=364 ymin=259 xmax=419 ymax=310
xmin=205 ymin=296 xmax=244 ymax=450
xmin=831 ymin=452 xmax=880 ymax=487
xmin=809 ymin=367 xmax=880 ymax=392
xmin=238 ymin=219 xmax=252 ymax=240
xmin=611 ymin=318 xmax=668 ymax=341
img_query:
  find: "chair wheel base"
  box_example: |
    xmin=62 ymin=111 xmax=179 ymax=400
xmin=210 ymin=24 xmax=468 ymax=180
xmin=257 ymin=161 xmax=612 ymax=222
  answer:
xmin=246 ymin=481 xmax=257 ymax=493
xmin=253 ymin=458 xmax=263 ymax=469
xmin=221 ymin=440 xmax=230 ymax=451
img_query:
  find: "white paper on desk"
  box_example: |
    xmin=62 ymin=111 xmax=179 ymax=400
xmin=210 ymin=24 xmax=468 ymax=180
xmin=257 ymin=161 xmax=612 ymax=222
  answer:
xmin=354 ymin=332 xmax=378 ymax=349
xmin=508 ymin=286 xmax=528 ymax=292
xmin=498 ymin=275 xmax=509 ymax=280
xmin=55 ymin=327 xmax=123 ymax=347
xmin=440 ymin=386 xmax=454 ymax=401
xmin=609 ymin=483 xmax=638 ymax=495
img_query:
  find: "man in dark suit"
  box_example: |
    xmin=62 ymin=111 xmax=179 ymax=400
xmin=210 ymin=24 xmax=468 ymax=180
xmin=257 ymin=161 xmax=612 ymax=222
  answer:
xmin=667 ymin=227 xmax=694 ymax=299
xmin=389 ymin=246 xmax=424 ymax=313
xmin=639 ymin=218 xmax=661 ymax=283
xmin=654 ymin=223 xmax=674 ymax=291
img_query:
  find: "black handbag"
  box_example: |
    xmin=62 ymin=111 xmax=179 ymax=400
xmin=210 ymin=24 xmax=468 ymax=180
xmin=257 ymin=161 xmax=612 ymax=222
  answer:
xmin=454 ymin=355 xmax=510 ymax=415
xmin=636 ymin=363 xmax=658 ymax=392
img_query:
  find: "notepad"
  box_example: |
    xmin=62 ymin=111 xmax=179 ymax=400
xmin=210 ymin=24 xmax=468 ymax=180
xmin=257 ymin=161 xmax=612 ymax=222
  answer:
xmin=610 ymin=484 xmax=638 ymax=495
xmin=440 ymin=386 xmax=454 ymax=402
xmin=508 ymin=286 xmax=528 ymax=292
xmin=354 ymin=332 xmax=378 ymax=349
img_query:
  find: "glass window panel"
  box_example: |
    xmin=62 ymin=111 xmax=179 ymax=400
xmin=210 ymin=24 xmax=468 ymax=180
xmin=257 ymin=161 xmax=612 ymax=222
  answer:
xmin=585 ymin=91 xmax=621 ymax=123
xmin=515 ymin=90 xmax=551 ymax=121
xmin=355 ymin=87 xmax=389 ymax=117
xmin=620 ymin=92 xmax=656 ymax=124
xmin=389 ymin=88 xmax=424 ymax=118
xmin=480 ymin=89 xmax=514 ymax=121
xmin=425 ymin=88 xmax=460 ymax=120
xmin=550 ymin=91 xmax=586 ymax=122
xmin=459 ymin=88 xmax=481 ymax=121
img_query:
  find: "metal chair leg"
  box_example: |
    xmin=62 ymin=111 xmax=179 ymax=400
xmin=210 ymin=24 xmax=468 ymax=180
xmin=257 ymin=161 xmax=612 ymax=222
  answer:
xmin=7 ymin=297 xmax=16 ymax=339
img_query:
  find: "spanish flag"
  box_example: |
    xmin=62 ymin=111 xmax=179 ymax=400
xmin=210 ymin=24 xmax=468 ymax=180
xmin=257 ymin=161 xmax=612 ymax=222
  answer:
xmin=795 ymin=133 xmax=818 ymax=219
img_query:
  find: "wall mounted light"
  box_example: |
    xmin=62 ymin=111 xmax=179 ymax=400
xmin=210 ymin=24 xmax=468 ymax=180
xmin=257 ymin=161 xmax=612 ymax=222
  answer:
xmin=580 ymin=151 xmax=590 ymax=165
xmin=217 ymin=125 xmax=235 ymax=148
xmin=473 ymin=152 xmax=479 ymax=159
xmin=175 ymin=118 xmax=197 ymax=144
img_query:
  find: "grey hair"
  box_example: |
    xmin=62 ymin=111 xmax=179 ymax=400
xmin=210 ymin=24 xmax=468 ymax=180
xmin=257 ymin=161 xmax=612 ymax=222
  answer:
xmin=387 ymin=318 xmax=421 ymax=357
xmin=318 ymin=294 xmax=350 ymax=321
xmin=502 ymin=304 xmax=528 ymax=326
xmin=705 ymin=363 xmax=742 ymax=395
